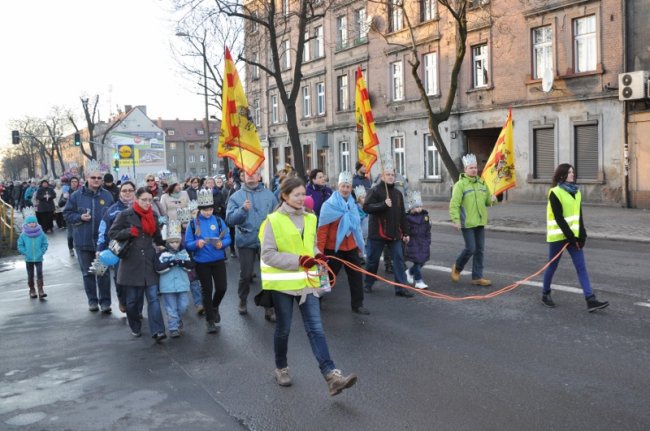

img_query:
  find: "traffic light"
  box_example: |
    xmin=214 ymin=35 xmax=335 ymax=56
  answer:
xmin=113 ymin=159 xmax=119 ymax=172
xmin=74 ymin=133 xmax=81 ymax=146
xmin=11 ymin=130 xmax=20 ymax=145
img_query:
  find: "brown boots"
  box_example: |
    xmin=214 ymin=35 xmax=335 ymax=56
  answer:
xmin=324 ymin=369 xmax=357 ymax=396
xmin=37 ymin=280 xmax=46 ymax=299
xmin=28 ymin=281 xmax=37 ymax=299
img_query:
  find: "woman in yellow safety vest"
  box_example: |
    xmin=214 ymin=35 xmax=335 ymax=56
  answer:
xmin=259 ymin=177 xmax=358 ymax=396
xmin=542 ymin=163 xmax=609 ymax=312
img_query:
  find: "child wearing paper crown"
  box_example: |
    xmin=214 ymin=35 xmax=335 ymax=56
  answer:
xmin=404 ymin=191 xmax=431 ymax=289
xmin=17 ymin=213 xmax=49 ymax=299
xmin=155 ymin=220 xmax=195 ymax=338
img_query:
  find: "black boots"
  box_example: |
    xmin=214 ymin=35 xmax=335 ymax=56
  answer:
xmin=586 ymin=295 xmax=609 ymax=312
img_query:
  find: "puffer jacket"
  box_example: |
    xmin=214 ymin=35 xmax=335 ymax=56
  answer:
xmin=63 ymin=186 xmax=114 ymax=251
xmin=225 ymin=183 xmax=278 ymax=249
xmin=17 ymin=229 xmax=48 ymax=262
xmin=155 ymin=247 xmax=194 ymax=293
xmin=405 ymin=211 xmax=431 ymax=264
xmin=185 ymin=214 xmax=231 ymax=263
xmin=306 ymin=182 xmax=332 ymax=217
xmin=449 ymin=174 xmax=492 ymax=229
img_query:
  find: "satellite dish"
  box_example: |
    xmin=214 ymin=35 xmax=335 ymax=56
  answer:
xmin=542 ymin=68 xmax=554 ymax=93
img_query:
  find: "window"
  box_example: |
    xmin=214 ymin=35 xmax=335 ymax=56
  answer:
xmin=316 ymin=82 xmax=326 ymax=115
xmin=421 ymin=0 xmax=436 ymax=22
xmin=574 ymin=123 xmax=598 ymax=180
xmin=423 ymin=52 xmax=438 ymax=96
xmin=251 ymin=52 xmax=260 ymax=79
xmin=391 ymin=61 xmax=404 ymax=101
xmin=533 ymin=127 xmax=555 ymax=179
xmin=189 ymin=143 xmax=195 ymax=150
xmin=199 ymin=154 xmax=206 ymax=162
xmin=337 ymin=74 xmax=349 ymax=111
xmin=423 ymin=134 xmax=440 ymax=179
xmin=314 ymin=26 xmax=324 ymax=58
xmin=188 ymin=155 xmax=196 ymax=163
xmin=303 ymin=32 xmax=310 ymax=61
xmin=169 ymin=142 xmax=176 ymax=150
xmin=285 ymin=145 xmax=293 ymax=167
xmin=303 ymin=144 xmax=312 ymax=171
xmin=574 ymin=15 xmax=596 ymax=73
xmin=532 ymin=26 xmax=553 ymax=80
xmin=200 ymin=167 xmax=207 ymax=174
xmin=302 ymin=86 xmax=311 ymax=118
xmin=340 ymin=141 xmax=350 ymax=172
xmin=391 ymin=136 xmax=406 ymax=175
xmin=253 ymin=98 xmax=261 ymax=126
xmin=282 ymin=40 xmax=291 ymax=70
xmin=390 ymin=0 xmax=403 ymax=32
xmin=355 ymin=8 xmax=368 ymax=42
xmin=271 ymin=94 xmax=279 ymax=124
xmin=197 ymin=128 xmax=205 ymax=136
xmin=167 ymin=129 xmax=175 ymax=136
xmin=472 ymin=43 xmax=489 ymax=88
xmin=336 ymin=15 xmax=348 ymax=49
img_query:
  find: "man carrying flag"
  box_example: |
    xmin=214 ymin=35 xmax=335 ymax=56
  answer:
xmin=355 ymin=66 xmax=379 ymax=175
xmin=481 ymin=108 xmax=516 ymax=196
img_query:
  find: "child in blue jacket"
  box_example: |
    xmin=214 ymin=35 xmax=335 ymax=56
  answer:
xmin=17 ymin=214 xmax=49 ymax=298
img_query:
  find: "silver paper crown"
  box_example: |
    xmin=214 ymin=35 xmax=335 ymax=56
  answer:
xmin=164 ymin=220 xmax=183 ymax=241
xmin=380 ymin=151 xmax=395 ymax=171
xmin=188 ymin=200 xmax=198 ymax=212
xmin=22 ymin=207 xmax=36 ymax=218
xmin=338 ymin=171 xmax=353 ymax=184
xmin=157 ymin=170 xmax=172 ymax=181
xmin=177 ymin=207 xmax=192 ymax=224
xmin=86 ymin=159 xmax=102 ymax=174
xmin=462 ymin=153 xmax=477 ymax=168
xmin=88 ymin=258 xmax=109 ymax=276
xmin=406 ymin=190 xmax=423 ymax=210
xmin=353 ymin=185 xmax=367 ymax=199
xmin=197 ymin=189 xmax=214 ymax=207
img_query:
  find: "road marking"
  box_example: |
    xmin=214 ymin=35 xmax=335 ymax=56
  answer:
xmin=634 ymin=302 xmax=650 ymax=308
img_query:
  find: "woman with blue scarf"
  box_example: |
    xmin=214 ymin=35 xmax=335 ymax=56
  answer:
xmin=541 ymin=163 xmax=609 ymax=312
xmin=317 ymin=172 xmax=369 ymax=315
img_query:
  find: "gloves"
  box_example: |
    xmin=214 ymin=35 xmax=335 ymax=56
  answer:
xmin=567 ymin=237 xmax=580 ymax=249
xmin=130 ymin=226 xmax=139 ymax=237
xmin=299 ymin=255 xmax=317 ymax=268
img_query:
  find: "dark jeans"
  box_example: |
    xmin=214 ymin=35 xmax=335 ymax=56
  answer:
xmin=364 ymin=239 xmax=408 ymax=293
xmin=542 ymin=240 xmax=594 ymax=298
xmin=54 ymin=212 xmax=65 ymax=228
xmin=26 ymin=261 xmax=43 ymax=284
xmin=36 ymin=211 xmax=54 ymax=232
xmin=237 ymin=247 xmax=260 ymax=301
xmin=195 ymin=260 xmax=227 ymax=323
xmin=75 ymin=248 xmax=111 ymax=307
xmin=271 ymin=291 xmax=335 ymax=376
xmin=325 ymin=248 xmax=364 ymax=309
xmin=67 ymin=226 xmax=74 ymax=250
xmin=124 ymin=284 xmax=165 ymax=335
xmin=229 ymin=227 xmax=236 ymax=254
xmin=455 ymin=226 xmax=485 ymax=279
xmin=408 ymin=263 xmax=423 ymax=281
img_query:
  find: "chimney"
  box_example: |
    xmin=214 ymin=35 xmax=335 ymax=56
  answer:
xmin=124 ymin=105 xmax=132 ymax=113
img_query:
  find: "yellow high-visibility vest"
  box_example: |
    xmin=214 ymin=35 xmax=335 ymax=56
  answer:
xmin=546 ymin=186 xmax=581 ymax=242
xmin=259 ymin=211 xmax=320 ymax=291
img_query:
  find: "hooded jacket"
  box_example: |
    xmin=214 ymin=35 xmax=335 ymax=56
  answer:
xmin=225 ymin=183 xmax=278 ymax=249
xmin=63 ymin=186 xmax=114 ymax=250
xmin=449 ymin=174 xmax=492 ymax=229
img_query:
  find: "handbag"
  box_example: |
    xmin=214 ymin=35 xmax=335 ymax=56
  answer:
xmin=108 ymin=238 xmax=132 ymax=258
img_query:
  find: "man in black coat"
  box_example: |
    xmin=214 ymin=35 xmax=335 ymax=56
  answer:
xmin=103 ymin=173 xmax=120 ymax=203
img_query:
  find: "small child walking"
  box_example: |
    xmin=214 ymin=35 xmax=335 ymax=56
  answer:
xmin=156 ymin=221 xmax=194 ymax=338
xmin=17 ymin=214 xmax=49 ymax=298
xmin=404 ymin=191 xmax=431 ymax=290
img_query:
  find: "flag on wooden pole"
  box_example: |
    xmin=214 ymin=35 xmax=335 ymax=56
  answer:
xmin=481 ymin=108 xmax=516 ymax=195
xmin=355 ymin=66 xmax=379 ymax=174
xmin=217 ymin=47 xmax=265 ymax=175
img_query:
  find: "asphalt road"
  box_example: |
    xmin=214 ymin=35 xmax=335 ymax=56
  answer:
xmin=1 ymin=226 xmax=649 ymax=430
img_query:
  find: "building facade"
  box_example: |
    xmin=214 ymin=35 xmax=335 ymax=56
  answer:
xmin=245 ymin=0 xmax=629 ymax=206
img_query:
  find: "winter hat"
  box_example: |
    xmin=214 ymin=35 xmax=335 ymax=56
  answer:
xmin=104 ymin=173 xmax=114 ymax=183
xmin=25 ymin=215 xmax=38 ymax=224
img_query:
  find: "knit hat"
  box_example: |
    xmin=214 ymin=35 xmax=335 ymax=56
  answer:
xmin=103 ymin=173 xmax=114 ymax=183
xmin=25 ymin=215 xmax=38 ymax=225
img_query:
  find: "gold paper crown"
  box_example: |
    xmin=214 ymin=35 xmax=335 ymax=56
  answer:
xmin=164 ymin=220 xmax=183 ymax=241
xmin=197 ymin=189 xmax=214 ymax=207
xmin=338 ymin=171 xmax=353 ymax=184
xmin=462 ymin=153 xmax=477 ymax=168
xmin=406 ymin=190 xmax=423 ymax=209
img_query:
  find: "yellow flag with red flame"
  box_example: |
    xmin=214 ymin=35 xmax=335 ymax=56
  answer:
xmin=355 ymin=66 xmax=379 ymax=174
xmin=481 ymin=108 xmax=516 ymax=195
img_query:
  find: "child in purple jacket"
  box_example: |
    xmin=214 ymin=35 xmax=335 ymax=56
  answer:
xmin=404 ymin=191 xmax=431 ymax=289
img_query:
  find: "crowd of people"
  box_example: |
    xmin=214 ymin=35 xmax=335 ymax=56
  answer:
xmin=7 ymin=154 xmax=609 ymax=396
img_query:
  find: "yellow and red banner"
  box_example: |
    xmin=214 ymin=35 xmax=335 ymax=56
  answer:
xmin=355 ymin=66 xmax=379 ymax=174
xmin=482 ymin=108 xmax=516 ymax=195
xmin=218 ymin=47 xmax=265 ymax=175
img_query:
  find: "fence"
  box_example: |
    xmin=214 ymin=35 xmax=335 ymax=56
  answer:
xmin=0 ymin=197 xmax=16 ymax=249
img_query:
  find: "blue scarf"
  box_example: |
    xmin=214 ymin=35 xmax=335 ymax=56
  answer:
xmin=318 ymin=191 xmax=365 ymax=252
xmin=559 ymin=182 xmax=579 ymax=195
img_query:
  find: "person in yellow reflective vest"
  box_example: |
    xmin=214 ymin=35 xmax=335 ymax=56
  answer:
xmin=259 ymin=177 xmax=358 ymax=396
xmin=541 ymin=163 xmax=609 ymax=312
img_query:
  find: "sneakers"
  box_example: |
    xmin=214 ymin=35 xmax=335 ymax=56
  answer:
xmin=414 ymin=280 xmax=428 ymax=289
xmin=152 ymin=332 xmax=167 ymax=342
xmin=405 ymin=271 xmax=414 ymax=285
xmin=131 ymin=331 xmax=142 ymax=338
xmin=206 ymin=321 xmax=219 ymax=333
xmin=275 ymin=368 xmax=292 ymax=387
xmin=265 ymin=307 xmax=276 ymax=323
xmin=230 ymin=252 xmax=238 ymax=258
xmin=69 ymin=249 xmax=75 ymax=258
xmin=451 ymin=264 xmax=461 ymax=282
xmin=101 ymin=306 xmax=112 ymax=314
xmin=324 ymin=369 xmax=357 ymax=396
xmin=238 ymin=299 xmax=248 ymax=315
xmin=586 ymin=295 xmax=609 ymax=312
xmin=471 ymin=278 xmax=492 ymax=286
xmin=89 ymin=304 xmax=99 ymax=312
xmin=395 ymin=290 xmax=415 ymax=298
xmin=169 ymin=330 xmax=181 ymax=338
xmin=352 ymin=306 xmax=370 ymax=315
xmin=541 ymin=293 xmax=556 ymax=308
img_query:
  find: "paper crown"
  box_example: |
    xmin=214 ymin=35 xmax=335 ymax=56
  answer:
xmin=353 ymin=185 xmax=367 ymax=199
xmin=157 ymin=170 xmax=172 ymax=182
xmin=380 ymin=152 xmax=395 ymax=171
xmin=406 ymin=190 xmax=423 ymax=210
xmin=22 ymin=207 xmax=36 ymax=218
xmin=164 ymin=220 xmax=183 ymax=241
xmin=462 ymin=153 xmax=477 ymax=168
xmin=88 ymin=257 xmax=109 ymax=276
xmin=338 ymin=171 xmax=353 ymax=184
xmin=197 ymin=189 xmax=214 ymax=208
xmin=188 ymin=200 xmax=198 ymax=213
xmin=177 ymin=207 xmax=192 ymax=224
xmin=85 ymin=159 xmax=103 ymax=174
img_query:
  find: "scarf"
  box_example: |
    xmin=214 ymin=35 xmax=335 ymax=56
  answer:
xmin=318 ymin=191 xmax=365 ymax=252
xmin=133 ymin=202 xmax=156 ymax=236
xmin=22 ymin=224 xmax=43 ymax=238
xmin=559 ymin=182 xmax=579 ymax=195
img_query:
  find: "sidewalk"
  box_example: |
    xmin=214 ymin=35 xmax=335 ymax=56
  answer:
xmin=423 ymin=200 xmax=650 ymax=243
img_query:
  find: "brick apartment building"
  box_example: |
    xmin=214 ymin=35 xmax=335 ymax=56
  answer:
xmin=245 ymin=0 xmax=636 ymax=206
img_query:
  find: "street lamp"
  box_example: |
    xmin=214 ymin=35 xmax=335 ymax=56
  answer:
xmin=176 ymin=30 xmax=213 ymax=176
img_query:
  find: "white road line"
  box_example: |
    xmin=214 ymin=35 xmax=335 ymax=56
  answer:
xmin=634 ymin=302 xmax=650 ymax=308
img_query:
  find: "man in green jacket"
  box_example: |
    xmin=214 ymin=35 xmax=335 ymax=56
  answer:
xmin=449 ymin=154 xmax=494 ymax=286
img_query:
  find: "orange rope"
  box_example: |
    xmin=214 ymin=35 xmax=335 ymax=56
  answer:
xmin=311 ymin=243 xmax=568 ymax=301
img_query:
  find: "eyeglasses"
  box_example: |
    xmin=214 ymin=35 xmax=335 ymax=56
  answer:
xmin=146 ymin=179 xmax=155 ymax=182
xmin=89 ymin=176 xmax=102 ymax=180
xmin=121 ymin=189 xmax=134 ymax=193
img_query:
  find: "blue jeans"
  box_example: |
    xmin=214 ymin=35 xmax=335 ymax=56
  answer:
xmin=162 ymin=292 xmax=189 ymax=331
xmin=76 ymin=248 xmax=112 ymax=308
xmin=455 ymin=227 xmax=485 ymax=279
xmin=364 ymin=239 xmax=408 ymax=293
xmin=271 ymin=291 xmax=335 ymax=376
xmin=408 ymin=263 xmax=423 ymax=281
xmin=124 ymin=284 xmax=165 ymax=336
xmin=189 ymin=280 xmax=203 ymax=307
xmin=542 ymin=241 xmax=594 ymax=298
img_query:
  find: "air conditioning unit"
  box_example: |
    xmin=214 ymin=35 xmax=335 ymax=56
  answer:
xmin=618 ymin=71 xmax=649 ymax=101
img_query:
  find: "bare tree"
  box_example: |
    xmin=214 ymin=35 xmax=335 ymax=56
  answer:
xmin=43 ymin=106 xmax=72 ymax=175
xmin=1 ymin=147 xmax=31 ymax=179
xmin=68 ymin=95 xmax=100 ymax=161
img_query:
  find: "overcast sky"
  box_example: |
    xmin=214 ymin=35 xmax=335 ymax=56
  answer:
xmin=0 ymin=0 xmax=207 ymax=152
